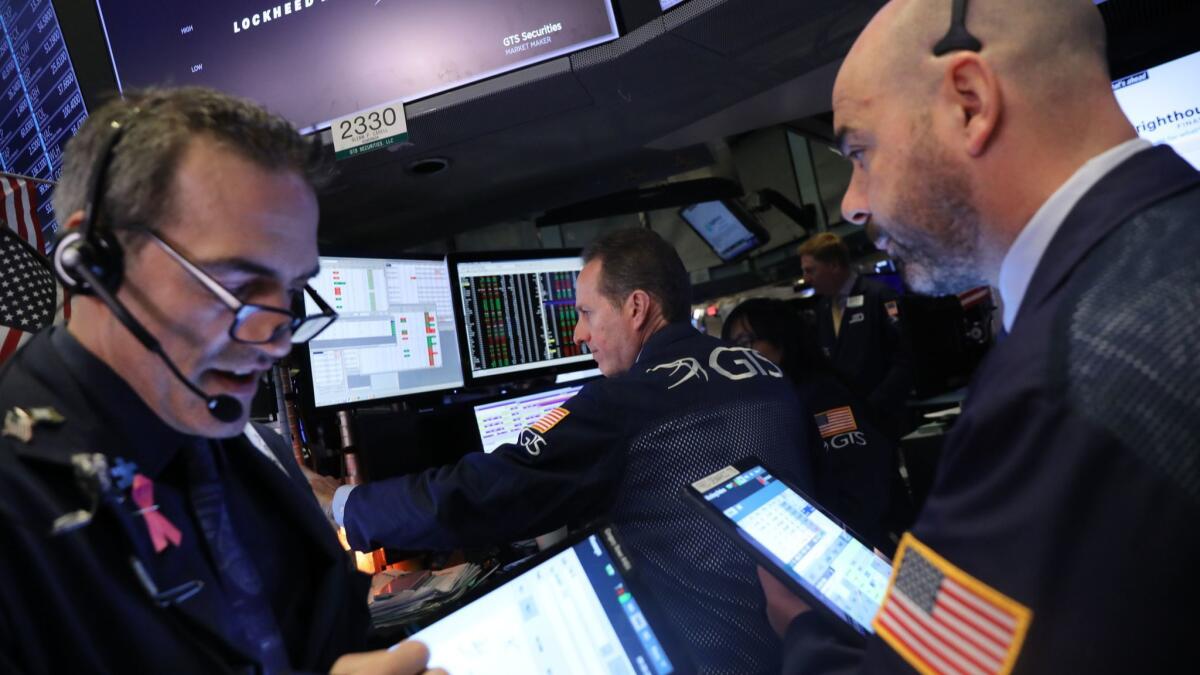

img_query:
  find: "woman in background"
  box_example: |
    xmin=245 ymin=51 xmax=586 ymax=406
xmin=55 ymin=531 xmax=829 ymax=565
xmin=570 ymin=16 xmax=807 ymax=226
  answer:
xmin=722 ymin=298 xmax=898 ymax=553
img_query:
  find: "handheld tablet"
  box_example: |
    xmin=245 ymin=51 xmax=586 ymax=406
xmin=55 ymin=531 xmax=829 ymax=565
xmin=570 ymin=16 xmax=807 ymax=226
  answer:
xmin=404 ymin=524 xmax=684 ymax=674
xmin=683 ymin=458 xmax=891 ymax=641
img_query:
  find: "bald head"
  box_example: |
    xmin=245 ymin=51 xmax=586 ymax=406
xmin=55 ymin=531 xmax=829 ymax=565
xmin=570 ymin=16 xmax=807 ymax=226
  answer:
xmin=831 ymin=0 xmax=1136 ymax=294
xmin=838 ymin=0 xmax=1109 ymax=103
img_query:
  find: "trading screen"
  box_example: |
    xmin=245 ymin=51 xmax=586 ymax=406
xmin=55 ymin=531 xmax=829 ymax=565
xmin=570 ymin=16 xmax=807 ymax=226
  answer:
xmin=306 ymin=256 xmax=464 ymax=407
xmin=0 ymin=0 xmax=89 ymax=241
xmin=473 ymin=385 xmax=584 ymax=453
xmin=702 ymin=466 xmax=891 ymax=632
xmin=411 ymin=534 xmax=674 ymax=675
xmin=456 ymin=257 xmax=592 ymax=379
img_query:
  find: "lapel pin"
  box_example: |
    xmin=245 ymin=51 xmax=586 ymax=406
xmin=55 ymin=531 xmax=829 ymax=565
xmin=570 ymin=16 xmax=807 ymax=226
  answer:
xmin=110 ymin=457 xmax=139 ymax=491
xmin=131 ymin=474 xmax=182 ymax=553
xmin=2 ymin=406 xmax=65 ymax=443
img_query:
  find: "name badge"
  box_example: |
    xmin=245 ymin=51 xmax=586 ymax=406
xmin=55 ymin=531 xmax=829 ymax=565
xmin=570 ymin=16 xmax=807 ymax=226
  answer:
xmin=849 ymin=312 xmax=865 ymax=325
xmin=847 ymin=295 xmax=865 ymax=309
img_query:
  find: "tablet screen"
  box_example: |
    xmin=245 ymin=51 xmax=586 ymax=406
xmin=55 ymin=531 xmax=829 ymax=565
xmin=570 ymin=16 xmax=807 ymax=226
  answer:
xmin=695 ymin=465 xmax=891 ymax=634
xmin=408 ymin=533 xmax=675 ymax=674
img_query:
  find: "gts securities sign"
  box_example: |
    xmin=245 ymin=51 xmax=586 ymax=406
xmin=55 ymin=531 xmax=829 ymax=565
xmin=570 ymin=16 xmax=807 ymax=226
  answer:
xmin=94 ymin=0 xmax=619 ymax=132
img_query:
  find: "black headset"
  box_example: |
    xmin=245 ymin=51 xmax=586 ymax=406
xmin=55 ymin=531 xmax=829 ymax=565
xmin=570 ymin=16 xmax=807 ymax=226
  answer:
xmin=53 ymin=119 xmax=129 ymax=296
xmin=932 ymin=0 xmax=983 ymax=56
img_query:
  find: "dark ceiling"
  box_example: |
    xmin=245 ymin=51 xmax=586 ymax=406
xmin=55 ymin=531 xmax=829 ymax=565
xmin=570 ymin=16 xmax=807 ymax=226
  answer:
xmin=55 ymin=0 xmax=1199 ymax=255
xmin=314 ymin=0 xmax=885 ymax=252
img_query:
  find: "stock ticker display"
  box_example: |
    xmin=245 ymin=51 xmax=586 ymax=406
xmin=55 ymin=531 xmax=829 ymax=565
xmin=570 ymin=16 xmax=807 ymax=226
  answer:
xmin=0 ymin=0 xmax=88 ymax=241
xmin=457 ymin=260 xmax=590 ymax=379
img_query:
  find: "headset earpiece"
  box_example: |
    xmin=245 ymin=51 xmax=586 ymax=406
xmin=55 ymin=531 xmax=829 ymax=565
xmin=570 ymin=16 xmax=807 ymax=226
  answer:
xmin=52 ymin=120 xmax=128 ymax=296
xmin=53 ymin=227 xmax=124 ymax=295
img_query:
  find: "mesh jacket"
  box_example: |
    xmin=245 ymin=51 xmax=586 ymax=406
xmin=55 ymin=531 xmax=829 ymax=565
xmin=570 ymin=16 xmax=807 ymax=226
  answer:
xmin=343 ymin=322 xmax=816 ymax=674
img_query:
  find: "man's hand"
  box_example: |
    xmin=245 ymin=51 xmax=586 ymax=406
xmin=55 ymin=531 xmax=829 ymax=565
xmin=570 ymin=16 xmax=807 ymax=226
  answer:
xmin=758 ymin=566 xmax=811 ymax=638
xmin=330 ymin=641 xmax=445 ymax=675
xmin=302 ymin=466 xmax=342 ymax=523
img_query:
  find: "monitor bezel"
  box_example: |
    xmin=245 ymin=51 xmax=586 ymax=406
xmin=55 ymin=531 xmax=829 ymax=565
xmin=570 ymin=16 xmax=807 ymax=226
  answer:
xmin=677 ymin=199 xmax=771 ymax=262
xmin=297 ymin=252 xmax=468 ymax=410
xmin=448 ymin=249 xmax=596 ymax=387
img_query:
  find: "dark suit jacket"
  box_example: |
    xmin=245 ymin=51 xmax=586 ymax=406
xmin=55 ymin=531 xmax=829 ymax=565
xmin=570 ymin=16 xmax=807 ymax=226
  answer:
xmin=783 ymin=147 xmax=1200 ymax=673
xmin=0 ymin=328 xmax=369 ymax=674
xmin=816 ymin=276 xmax=911 ymax=432
xmin=797 ymin=374 xmax=895 ymax=554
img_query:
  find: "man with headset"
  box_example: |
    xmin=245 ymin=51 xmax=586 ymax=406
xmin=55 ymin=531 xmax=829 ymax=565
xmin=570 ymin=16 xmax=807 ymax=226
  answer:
xmin=0 ymin=88 xmax=437 ymax=674
xmin=766 ymin=0 xmax=1200 ymax=672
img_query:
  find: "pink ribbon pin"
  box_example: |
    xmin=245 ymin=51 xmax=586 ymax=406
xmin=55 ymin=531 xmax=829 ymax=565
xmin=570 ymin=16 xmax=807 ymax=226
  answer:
xmin=131 ymin=474 xmax=182 ymax=553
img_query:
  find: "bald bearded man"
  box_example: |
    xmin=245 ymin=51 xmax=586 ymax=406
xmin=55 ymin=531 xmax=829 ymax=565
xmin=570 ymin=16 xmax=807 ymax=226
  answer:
xmin=764 ymin=1 xmax=1200 ymax=673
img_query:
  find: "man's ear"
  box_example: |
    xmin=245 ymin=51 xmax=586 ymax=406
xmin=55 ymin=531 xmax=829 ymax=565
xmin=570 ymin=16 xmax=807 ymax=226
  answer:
xmin=61 ymin=210 xmax=87 ymax=232
xmin=940 ymin=53 xmax=1002 ymax=157
xmin=625 ymin=289 xmax=655 ymax=330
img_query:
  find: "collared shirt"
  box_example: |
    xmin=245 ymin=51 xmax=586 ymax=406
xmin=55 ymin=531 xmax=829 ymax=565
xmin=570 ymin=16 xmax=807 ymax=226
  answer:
xmin=998 ymin=138 xmax=1151 ymax=331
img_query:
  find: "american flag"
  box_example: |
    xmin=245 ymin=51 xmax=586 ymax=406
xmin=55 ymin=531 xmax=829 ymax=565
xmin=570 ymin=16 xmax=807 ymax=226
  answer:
xmin=529 ymin=407 xmax=569 ymax=434
xmin=874 ymin=535 xmax=1032 ymax=675
xmin=1 ymin=177 xmax=68 ymax=363
xmin=958 ymin=286 xmax=993 ymax=311
xmin=814 ymin=406 xmax=857 ymax=438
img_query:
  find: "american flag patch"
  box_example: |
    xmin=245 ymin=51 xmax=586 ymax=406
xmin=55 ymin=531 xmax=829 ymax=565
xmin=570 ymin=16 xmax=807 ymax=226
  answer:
xmin=958 ymin=287 xmax=992 ymax=311
xmin=885 ymin=300 xmax=900 ymax=319
xmin=874 ymin=534 xmax=1032 ymax=675
xmin=529 ymin=407 xmax=569 ymax=434
xmin=814 ymin=406 xmax=857 ymax=438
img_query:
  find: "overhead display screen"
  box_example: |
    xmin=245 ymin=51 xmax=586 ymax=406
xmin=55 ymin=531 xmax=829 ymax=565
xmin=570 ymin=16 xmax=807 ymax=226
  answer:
xmin=94 ymin=0 xmax=620 ymax=131
xmin=679 ymin=200 xmax=768 ymax=262
xmin=0 ymin=0 xmax=89 ymax=240
xmin=1113 ymin=49 xmax=1200 ymax=171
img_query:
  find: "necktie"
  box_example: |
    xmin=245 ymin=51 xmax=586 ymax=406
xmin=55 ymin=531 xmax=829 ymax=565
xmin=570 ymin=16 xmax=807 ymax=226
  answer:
xmin=832 ymin=296 xmax=846 ymax=338
xmin=188 ymin=441 xmax=290 ymax=672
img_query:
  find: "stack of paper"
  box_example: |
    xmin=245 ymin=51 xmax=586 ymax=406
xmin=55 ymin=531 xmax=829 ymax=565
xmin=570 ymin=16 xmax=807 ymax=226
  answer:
xmin=369 ymin=563 xmax=481 ymax=628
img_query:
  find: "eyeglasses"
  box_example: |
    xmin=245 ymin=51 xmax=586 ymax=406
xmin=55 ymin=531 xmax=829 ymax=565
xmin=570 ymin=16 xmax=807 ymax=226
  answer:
xmin=932 ymin=0 xmax=983 ymax=56
xmin=146 ymin=230 xmax=338 ymax=345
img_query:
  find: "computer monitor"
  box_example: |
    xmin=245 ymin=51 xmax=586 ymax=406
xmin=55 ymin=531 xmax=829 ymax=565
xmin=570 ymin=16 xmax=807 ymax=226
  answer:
xmin=452 ymin=252 xmax=594 ymax=383
xmin=1113 ymin=49 xmax=1200 ymax=170
xmin=305 ymin=256 xmax=464 ymax=407
xmin=473 ymin=384 xmax=586 ymax=453
xmin=678 ymin=200 xmax=770 ymax=262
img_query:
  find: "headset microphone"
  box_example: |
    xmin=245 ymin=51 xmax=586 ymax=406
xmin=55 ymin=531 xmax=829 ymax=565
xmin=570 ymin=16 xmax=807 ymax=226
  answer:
xmin=57 ymin=241 xmax=244 ymax=424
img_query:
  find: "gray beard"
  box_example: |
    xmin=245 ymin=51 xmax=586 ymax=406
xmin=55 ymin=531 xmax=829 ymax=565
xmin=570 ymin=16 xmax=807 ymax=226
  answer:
xmin=891 ymin=133 xmax=988 ymax=296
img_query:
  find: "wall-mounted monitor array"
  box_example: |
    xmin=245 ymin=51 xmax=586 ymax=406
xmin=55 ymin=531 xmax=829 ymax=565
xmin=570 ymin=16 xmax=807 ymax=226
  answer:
xmin=679 ymin=199 xmax=770 ymax=262
xmin=1113 ymin=48 xmax=1200 ymax=171
xmin=305 ymin=256 xmax=464 ymax=408
xmin=452 ymin=253 xmax=593 ymax=382
xmin=92 ymin=0 xmax=620 ymax=132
